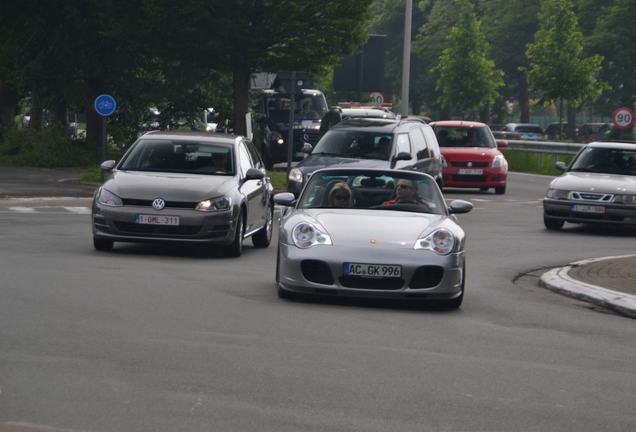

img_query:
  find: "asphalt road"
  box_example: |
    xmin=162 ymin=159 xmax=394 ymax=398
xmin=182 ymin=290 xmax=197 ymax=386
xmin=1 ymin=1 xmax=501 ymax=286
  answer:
xmin=0 ymin=172 xmax=635 ymax=432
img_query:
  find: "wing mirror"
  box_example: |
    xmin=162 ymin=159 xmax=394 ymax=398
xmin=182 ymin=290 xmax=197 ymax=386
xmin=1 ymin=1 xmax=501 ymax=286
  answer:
xmin=100 ymin=160 xmax=116 ymax=171
xmin=496 ymin=139 xmax=509 ymax=148
xmin=448 ymin=199 xmax=473 ymax=214
xmin=554 ymin=161 xmax=568 ymax=172
xmin=245 ymin=167 xmax=265 ymax=181
xmin=301 ymin=142 xmax=313 ymax=154
xmin=274 ymin=192 xmax=296 ymax=206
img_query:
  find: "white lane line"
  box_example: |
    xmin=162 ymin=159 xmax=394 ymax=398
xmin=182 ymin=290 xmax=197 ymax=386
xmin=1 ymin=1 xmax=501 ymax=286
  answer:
xmin=63 ymin=206 xmax=91 ymax=214
xmin=8 ymin=207 xmax=36 ymax=213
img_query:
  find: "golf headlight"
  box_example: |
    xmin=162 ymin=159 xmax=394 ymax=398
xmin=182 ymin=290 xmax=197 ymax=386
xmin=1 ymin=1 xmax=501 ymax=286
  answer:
xmin=97 ymin=188 xmax=123 ymax=207
xmin=492 ymin=154 xmax=508 ymax=169
xmin=292 ymin=222 xmax=332 ymax=248
xmin=613 ymin=194 xmax=636 ymax=204
xmin=546 ymin=189 xmax=569 ymax=199
xmin=289 ymin=168 xmax=303 ymax=183
xmin=196 ymin=196 xmax=232 ymax=211
xmin=414 ymin=228 xmax=455 ymax=255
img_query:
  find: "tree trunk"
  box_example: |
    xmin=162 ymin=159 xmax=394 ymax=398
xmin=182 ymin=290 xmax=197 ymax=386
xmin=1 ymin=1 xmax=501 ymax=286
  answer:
xmin=518 ymin=73 xmax=530 ymax=123
xmin=558 ymin=98 xmax=564 ymax=140
xmin=566 ymin=102 xmax=576 ymax=140
xmin=0 ymin=81 xmax=18 ymax=129
xmin=30 ymin=89 xmax=43 ymax=130
xmin=232 ymin=58 xmax=250 ymax=136
xmin=479 ymin=106 xmax=489 ymax=123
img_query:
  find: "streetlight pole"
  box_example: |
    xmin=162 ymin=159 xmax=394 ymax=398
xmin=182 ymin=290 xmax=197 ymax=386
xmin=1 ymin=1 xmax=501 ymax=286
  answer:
xmin=400 ymin=0 xmax=412 ymax=117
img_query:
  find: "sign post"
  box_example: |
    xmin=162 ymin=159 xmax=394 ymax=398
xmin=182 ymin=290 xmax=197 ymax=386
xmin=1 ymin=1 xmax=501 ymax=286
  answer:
xmin=286 ymin=71 xmax=297 ymax=176
xmin=94 ymin=94 xmax=117 ymax=181
xmin=611 ymin=106 xmax=634 ymax=131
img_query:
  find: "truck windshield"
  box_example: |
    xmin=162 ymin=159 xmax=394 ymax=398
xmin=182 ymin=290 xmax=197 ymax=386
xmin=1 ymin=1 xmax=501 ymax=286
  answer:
xmin=266 ymin=94 xmax=328 ymax=122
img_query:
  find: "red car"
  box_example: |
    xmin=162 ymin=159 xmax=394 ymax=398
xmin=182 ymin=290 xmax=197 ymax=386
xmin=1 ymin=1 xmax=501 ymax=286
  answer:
xmin=430 ymin=120 xmax=509 ymax=194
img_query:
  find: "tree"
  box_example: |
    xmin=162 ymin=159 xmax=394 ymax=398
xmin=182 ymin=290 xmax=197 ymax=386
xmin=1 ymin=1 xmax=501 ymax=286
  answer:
xmin=480 ymin=0 xmax=541 ymax=123
xmin=431 ymin=0 xmax=503 ymax=119
xmin=525 ymin=0 xmax=603 ymax=135
xmin=202 ymin=0 xmax=373 ymax=135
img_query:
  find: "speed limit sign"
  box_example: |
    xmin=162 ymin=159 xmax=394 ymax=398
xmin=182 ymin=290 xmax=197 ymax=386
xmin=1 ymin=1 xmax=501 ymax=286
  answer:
xmin=611 ymin=106 xmax=634 ymax=130
xmin=368 ymin=92 xmax=385 ymax=105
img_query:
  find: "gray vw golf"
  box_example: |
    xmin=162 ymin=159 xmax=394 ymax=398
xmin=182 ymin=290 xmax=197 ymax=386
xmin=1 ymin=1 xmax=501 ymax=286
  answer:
xmin=92 ymin=131 xmax=274 ymax=257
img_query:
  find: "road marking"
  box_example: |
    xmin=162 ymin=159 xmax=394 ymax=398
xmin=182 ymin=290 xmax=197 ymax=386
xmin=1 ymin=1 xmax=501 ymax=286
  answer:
xmin=8 ymin=207 xmax=36 ymax=213
xmin=63 ymin=207 xmax=91 ymax=214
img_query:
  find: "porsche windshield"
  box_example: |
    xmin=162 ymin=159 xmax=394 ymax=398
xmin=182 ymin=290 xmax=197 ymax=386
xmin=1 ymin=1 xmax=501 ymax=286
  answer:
xmin=298 ymin=171 xmax=446 ymax=214
xmin=119 ymin=139 xmax=235 ymax=175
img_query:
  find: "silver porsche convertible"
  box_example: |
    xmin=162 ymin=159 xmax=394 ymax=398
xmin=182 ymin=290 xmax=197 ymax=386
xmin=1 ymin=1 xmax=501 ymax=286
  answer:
xmin=274 ymin=168 xmax=473 ymax=308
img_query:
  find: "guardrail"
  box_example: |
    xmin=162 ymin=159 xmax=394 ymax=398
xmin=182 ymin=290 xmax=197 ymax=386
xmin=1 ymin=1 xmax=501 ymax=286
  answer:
xmin=505 ymin=139 xmax=584 ymax=155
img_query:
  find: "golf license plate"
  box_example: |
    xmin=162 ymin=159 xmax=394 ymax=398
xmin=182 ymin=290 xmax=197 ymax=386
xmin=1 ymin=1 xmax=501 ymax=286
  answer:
xmin=344 ymin=263 xmax=402 ymax=278
xmin=135 ymin=214 xmax=180 ymax=225
xmin=457 ymin=168 xmax=483 ymax=175
xmin=571 ymin=204 xmax=605 ymax=214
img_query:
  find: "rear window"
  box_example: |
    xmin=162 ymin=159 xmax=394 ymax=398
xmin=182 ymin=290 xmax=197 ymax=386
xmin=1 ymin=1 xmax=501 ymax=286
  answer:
xmin=516 ymin=126 xmax=543 ymax=133
xmin=313 ymin=130 xmax=394 ymax=160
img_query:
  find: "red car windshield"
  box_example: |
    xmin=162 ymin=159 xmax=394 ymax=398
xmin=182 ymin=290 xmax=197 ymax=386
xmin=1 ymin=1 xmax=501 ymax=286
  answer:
xmin=434 ymin=127 xmax=495 ymax=148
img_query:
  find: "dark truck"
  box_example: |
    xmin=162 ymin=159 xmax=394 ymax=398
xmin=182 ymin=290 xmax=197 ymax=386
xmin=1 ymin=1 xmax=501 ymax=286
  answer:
xmin=250 ymin=84 xmax=328 ymax=168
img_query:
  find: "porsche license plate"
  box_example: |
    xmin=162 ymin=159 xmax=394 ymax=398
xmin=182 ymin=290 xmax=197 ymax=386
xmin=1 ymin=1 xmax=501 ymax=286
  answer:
xmin=457 ymin=168 xmax=483 ymax=175
xmin=344 ymin=263 xmax=402 ymax=278
xmin=571 ymin=204 xmax=605 ymax=214
xmin=135 ymin=214 xmax=180 ymax=225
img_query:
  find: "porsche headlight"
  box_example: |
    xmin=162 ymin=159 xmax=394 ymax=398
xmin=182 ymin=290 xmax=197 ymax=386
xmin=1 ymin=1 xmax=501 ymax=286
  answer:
xmin=196 ymin=196 xmax=232 ymax=211
xmin=97 ymin=188 xmax=123 ymax=207
xmin=414 ymin=228 xmax=455 ymax=255
xmin=546 ymin=189 xmax=569 ymax=199
xmin=289 ymin=168 xmax=303 ymax=183
xmin=491 ymin=154 xmax=508 ymax=169
xmin=292 ymin=222 xmax=332 ymax=248
xmin=613 ymin=194 xmax=636 ymax=204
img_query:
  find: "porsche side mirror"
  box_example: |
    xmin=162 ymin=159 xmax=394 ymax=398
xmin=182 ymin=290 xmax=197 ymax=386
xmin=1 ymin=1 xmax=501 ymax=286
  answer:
xmin=448 ymin=200 xmax=473 ymax=214
xmin=274 ymin=192 xmax=296 ymax=206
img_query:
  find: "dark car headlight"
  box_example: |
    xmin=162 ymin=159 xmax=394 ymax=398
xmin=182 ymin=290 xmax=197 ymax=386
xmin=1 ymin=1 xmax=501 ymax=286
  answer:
xmin=97 ymin=188 xmax=123 ymax=207
xmin=196 ymin=196 xmax=232 ymax=211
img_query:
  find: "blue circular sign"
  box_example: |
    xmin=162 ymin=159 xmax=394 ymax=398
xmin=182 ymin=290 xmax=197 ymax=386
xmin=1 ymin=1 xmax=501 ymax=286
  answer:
xmin=94 ymin=94 xmax=117 ymax=117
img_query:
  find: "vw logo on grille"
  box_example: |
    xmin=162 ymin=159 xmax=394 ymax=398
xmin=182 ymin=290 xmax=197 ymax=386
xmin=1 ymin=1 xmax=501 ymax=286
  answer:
xmin=303 ymin=133 xmax=310 ymax=142
xmin=152 ymin=198 xmax=166 ymax=210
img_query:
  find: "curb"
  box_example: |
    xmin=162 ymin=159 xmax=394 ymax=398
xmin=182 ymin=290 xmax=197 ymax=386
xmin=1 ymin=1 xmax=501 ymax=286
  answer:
xmin=539 ymin=255 xmax=636 ymax=319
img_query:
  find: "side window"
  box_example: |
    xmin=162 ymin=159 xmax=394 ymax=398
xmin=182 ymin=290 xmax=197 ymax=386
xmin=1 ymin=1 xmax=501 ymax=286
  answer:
xmin=238 ymin=142 xmax=254 ymax=176
xmin=396 ymin=133 xmax=411 ymax=154
xmin=422 ymin=127 xmax=441 ymax=158
xmin=409 ymin=128 xmax=430 ymax=160
xmin=246 ymin=141 xmax=264 ymax=169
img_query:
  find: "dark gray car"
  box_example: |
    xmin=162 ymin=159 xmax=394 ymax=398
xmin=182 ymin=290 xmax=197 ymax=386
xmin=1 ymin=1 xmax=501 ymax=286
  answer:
xmin=92 ymin=131 xmax=274 ymax=257
xmin=543 ymin=141 xmax=636 ymax=230
xmin=288 ymin=118 xmax=444 ymax=195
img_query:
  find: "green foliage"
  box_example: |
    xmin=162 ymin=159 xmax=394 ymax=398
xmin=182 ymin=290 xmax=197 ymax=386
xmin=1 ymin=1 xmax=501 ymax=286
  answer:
xmin=0 ymin=128 xmax=99 ymax=167
xmin=501 ymin=149 xmax=573 ymax=175
xmin=431 ymin=0 xmax=504 ymax=115
xmin=525 ymin=0 xmax=604 ymax=107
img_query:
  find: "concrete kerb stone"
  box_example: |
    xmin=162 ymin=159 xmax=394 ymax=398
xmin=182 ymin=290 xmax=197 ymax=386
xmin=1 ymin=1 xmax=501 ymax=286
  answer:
xmin=540 ymin=254 xmax=636 ymax=319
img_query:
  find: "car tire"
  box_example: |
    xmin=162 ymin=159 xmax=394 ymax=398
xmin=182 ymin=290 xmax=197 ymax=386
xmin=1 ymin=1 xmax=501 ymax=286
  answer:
xmin=93 ymin=237 xmax=114 ymax=251
xmin=495 ymin=185 xmax=506 ymax=195
xmin=224 ymin=212 xmax=244 ymax=257
xmin=544 ymin=215 xmax=564 ymax=230
xmin=252 ymin=203 xmax=273 ymax=248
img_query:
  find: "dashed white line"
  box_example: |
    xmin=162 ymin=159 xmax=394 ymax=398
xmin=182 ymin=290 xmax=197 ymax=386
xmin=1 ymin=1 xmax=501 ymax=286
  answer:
xmin=8 ymin=207 xmax=36 ymax=213
xmin=63 ymin=206 xmax=91 ymax=214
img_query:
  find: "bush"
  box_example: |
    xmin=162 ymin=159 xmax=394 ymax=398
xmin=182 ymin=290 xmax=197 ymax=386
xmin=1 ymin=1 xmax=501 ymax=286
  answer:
xmin=0 ymin=127 xmax=100 ymax=167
